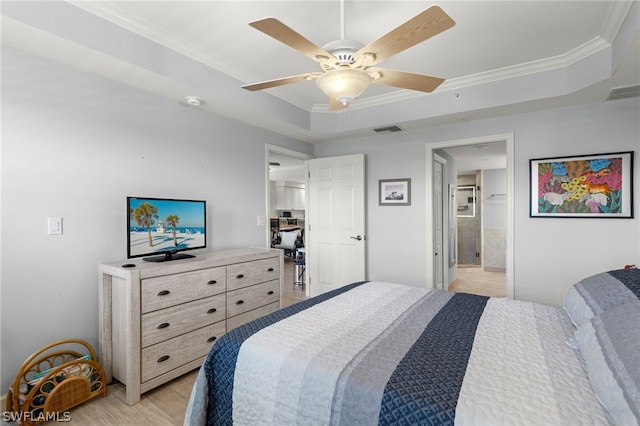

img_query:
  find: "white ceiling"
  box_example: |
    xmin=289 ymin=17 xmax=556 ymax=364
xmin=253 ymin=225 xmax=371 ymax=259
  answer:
xmin=269 ymin=152 xmax=307 ymax=183
xmin=2 ymin=1 xmax=639 ymax=143
xmin=442 ymin=141 xmax=507 ymax=174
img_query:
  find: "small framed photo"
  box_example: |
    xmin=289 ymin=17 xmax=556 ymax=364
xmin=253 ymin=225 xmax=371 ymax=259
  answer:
xmin=530 ymin=151 xmax=633 ymax=218
xmin=379 ymin=178 xmax=411 ymax=206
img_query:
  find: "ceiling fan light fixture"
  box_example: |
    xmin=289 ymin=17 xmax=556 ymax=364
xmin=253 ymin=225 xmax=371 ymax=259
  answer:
xmin=244 ymin=6 xmax=455 ymax=108
xmin=316 ymin=68 xmax=372 ymax=106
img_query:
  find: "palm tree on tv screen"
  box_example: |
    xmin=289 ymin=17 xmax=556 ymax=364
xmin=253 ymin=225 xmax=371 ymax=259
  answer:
xmin=165 ymin=214 xmax=180 ymax=246
xmin=133 ymin=202 xmax=158 ymax=247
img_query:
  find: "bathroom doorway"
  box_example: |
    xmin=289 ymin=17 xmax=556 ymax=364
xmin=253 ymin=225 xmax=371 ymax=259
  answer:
xmin=426 ymin=133 xmax=514 ymax=299
xmin=456 ymin=174 xmax=481 ymax=266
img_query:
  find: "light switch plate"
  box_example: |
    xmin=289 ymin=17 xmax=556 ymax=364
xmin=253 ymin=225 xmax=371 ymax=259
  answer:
xmin=48 ymin=217 xmax=63 ymax=235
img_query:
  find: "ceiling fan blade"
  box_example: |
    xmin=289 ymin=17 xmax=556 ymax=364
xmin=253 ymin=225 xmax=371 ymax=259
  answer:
xmin=242 ymin=73 xmax=321 ymax=91
xmin=353 ymin=6 xmax=455 ymax=67
xmin=369 ymin=68 xmax=445 ymax=92
xmin=250 ymin=17 xmax=338 ymax=65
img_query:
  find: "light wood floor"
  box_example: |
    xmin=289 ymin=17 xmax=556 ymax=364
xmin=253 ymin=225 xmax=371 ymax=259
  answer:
xmin=282 ymin=256 xmax=308 ymax=307
xmin=65 ymin=370 xmax=199 ymax=425
xmin=449 ymin=266 xmax=506 ymax=298
xmin=58 ymin=262 xmax=502 ymax=424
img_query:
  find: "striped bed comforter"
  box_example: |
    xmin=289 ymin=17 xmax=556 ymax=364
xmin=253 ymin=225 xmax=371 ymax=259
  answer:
xmin=184 ymin=281 xmax=612 ymax=426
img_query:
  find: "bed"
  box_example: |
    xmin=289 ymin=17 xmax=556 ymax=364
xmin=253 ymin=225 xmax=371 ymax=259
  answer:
xmin=184 ymin=268 xmax=640 ymax=426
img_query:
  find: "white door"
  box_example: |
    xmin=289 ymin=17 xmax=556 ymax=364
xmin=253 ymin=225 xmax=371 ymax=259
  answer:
xmin=433 ymin=156 xmax=445 ymax=290
xmin=307 ymin=154 xmax=366 ymax=297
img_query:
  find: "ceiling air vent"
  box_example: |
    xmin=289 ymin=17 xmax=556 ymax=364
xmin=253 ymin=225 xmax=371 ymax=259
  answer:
xmin=373 ymin=125 xmax=403 ymax=133
xmin=606 ymin=85 xmax=640 ymax=101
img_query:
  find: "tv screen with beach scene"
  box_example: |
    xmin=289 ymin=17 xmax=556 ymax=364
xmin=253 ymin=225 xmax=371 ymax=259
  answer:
xmin=127 ymin=197 xmax=206 ymax=262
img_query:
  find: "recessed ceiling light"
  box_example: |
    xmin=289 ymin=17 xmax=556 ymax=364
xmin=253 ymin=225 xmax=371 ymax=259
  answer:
xmin=472 ymin=144 xmax=488 ymax=150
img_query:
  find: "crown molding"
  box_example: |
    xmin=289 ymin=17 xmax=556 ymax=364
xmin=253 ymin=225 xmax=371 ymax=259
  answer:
xmin=68 ymin=1 xmax=250 ymax=82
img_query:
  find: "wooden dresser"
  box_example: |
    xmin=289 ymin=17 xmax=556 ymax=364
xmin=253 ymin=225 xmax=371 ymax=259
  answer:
xmin=98 ymin=248 xmax=283 ymax=404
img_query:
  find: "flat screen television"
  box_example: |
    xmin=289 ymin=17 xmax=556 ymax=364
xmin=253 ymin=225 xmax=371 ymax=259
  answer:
xmin=127 ymin=196 xmax=206 ymax=262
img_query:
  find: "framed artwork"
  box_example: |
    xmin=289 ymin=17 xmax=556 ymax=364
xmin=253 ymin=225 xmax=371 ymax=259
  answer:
xmin=379 ymin=178 xmax=411 ymax=205
xmin=530 ymin=151 xmax=633 ymax=218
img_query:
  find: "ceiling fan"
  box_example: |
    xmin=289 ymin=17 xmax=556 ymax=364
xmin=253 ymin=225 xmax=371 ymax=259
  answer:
xmin=242 ymin=3 xmax=455 ymax=110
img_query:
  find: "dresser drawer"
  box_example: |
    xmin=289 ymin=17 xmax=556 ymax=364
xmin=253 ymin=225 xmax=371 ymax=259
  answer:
xmin=226 ymin=279 xmax=280 ymax=318
xmin=227 ymin=257 xmax=280 ymax=291
xmin=141 ymin=294 xmax=226 ymax=348
xmin=141 ymin=267 xmax=226 ymax=313
xmin=227 ymin=301 xmax=280 ymax=331
xmin=141 ymin=321 xmax=225 ymax=383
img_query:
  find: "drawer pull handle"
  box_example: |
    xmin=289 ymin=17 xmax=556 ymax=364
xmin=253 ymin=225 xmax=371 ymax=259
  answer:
xmin=157 ymin=290 xmax=170 ymax=296
xmin=236 ymin=274 xmax=244 ymax=279
xmin=207 ymin=308 xmax=217 ymax=314
xmin=157 ymin=355 xmax=170 ymax=363
xmin=267 ymin=291 xmax=274 ymax=295
xmin=207 ymin=336 xmax=217 ymax=343
xmin=207 ymin=280 xmax=217 ymax=285
xmin=268 ymin=268 xmax=274 ymax=272
xmin=236 ymin=300 xmax=244 ymax=305
xmin=157 ymin=322 xmax=170 ymax=329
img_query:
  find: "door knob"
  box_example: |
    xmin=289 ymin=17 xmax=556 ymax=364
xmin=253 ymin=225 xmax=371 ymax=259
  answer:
xmin=350 ymin=235 xmax=365 ymax=241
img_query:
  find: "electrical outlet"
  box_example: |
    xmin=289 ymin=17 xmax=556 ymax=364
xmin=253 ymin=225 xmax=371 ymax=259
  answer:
xmin=369 ymin=273 xmax=375 ymax=281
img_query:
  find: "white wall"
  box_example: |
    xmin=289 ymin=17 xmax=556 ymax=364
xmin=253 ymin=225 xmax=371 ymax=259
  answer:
xmin=482 ymin=169 xmax=507 ymax=271
xmin=482 ymin=169 xmax=507 ymax=230
xmin=0 ymin=47 xmax=313 ymax=391
xmin=315 ymin=98 xmax=640 ymax=306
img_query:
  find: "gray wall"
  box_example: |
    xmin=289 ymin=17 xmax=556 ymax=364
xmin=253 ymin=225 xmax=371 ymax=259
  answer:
xmin=0 ymin=47 xmax=313 ymax=392
xmin=316 ymin=98 xmax=640 ymax=306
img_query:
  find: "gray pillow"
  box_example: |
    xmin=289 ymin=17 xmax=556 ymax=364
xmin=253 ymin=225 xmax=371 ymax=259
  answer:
xmin=562 ymin=269 xmax=640 ymax=327
xmin=575 ymin=300 xmax=640 ymax=425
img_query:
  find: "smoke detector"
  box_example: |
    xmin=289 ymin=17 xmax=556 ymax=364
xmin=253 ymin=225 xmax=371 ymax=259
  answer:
xmin=185 ymin=96 xmax=203 ymax=106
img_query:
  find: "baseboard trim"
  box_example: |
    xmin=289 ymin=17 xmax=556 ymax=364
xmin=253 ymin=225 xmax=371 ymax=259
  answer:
xmin=484 ymin=266 xmax=506 ymax=273
xmin=448 ymin=279 xmax=459 ymax=291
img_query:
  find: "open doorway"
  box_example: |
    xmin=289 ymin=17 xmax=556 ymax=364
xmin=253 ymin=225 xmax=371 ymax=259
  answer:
xmin=448 ymin=166 xmax=506 ymax=298
xmin=426 ymin=134 xmax=514 ymax=299
xmin=266 ymin=145 xmax=312 ymax=307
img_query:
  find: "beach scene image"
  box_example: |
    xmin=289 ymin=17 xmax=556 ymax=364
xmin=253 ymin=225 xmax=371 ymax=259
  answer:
xmin=128 ymin=198 xmax=206 ymax=256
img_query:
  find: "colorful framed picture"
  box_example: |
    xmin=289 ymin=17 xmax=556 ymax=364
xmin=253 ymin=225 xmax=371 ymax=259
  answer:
xmin=379 ymin=178 xmax=411 ymax=206
xmin=530 ymin=151 xmax=633 ymax=218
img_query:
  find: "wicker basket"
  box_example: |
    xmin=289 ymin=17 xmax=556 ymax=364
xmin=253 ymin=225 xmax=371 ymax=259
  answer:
xmin=5 ymin=339 xmax=107 ymax=425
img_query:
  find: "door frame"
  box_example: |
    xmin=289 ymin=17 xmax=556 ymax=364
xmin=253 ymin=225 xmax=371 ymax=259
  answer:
xmin=425 ymin=133 xmax=515 ymax=299
xmin=264 ymin=144 xmax=314 ymax=248
xmin=433 ymin=154 xmax=447 ymax=290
